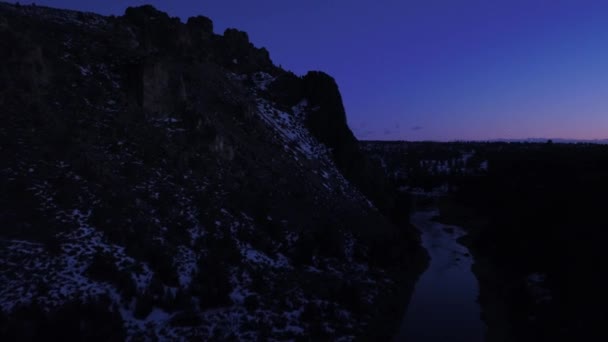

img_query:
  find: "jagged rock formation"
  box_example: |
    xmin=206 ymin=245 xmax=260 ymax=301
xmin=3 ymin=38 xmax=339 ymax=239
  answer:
xmin=0 ymin=3 xmax=426 ymax=340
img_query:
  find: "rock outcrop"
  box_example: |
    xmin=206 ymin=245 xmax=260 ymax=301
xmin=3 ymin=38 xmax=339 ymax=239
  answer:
xmin=0 ymin=3 xmax=426 ymax=340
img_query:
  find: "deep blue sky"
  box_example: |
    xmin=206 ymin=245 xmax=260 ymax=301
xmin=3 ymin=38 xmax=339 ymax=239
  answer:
xmin=34 ymin=1 xmax=608 ymax=141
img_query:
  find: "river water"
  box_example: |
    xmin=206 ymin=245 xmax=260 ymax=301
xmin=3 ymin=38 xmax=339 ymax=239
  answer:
xmin=395 ymin=210 xmax=486 ymax=342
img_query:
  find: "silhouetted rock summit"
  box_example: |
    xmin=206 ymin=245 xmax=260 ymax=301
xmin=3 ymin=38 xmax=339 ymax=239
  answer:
xmin=0 ymin=2 xmax=425 ymax=340
xmin=186 ymin=15 xmax=213 ymax=34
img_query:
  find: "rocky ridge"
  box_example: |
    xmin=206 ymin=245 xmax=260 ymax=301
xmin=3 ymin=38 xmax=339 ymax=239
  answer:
xmin=0 ymin=3 xmax=425 ymax=340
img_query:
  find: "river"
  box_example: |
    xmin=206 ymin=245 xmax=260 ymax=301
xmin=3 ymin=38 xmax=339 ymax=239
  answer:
xmin=395 ymin=209 xmax=486 ymax=341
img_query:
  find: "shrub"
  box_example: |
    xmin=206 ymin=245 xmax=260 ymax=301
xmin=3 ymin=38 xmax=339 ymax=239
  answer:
xmin=86 ymin=251 xmax=136 ymax=299
xmin=169 ymin=310 xmax=202 ymax=327
xmin=244 ymin=295 xmax=259 ymax=311
xmin=134 ymin=293 xmax=154 ymax=319
xmin=190 ymin=258 xmax=232 ymax=309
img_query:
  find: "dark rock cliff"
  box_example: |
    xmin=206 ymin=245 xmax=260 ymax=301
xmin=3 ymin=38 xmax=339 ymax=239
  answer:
xmin=0 ymin=3 xmax=426 ymax=340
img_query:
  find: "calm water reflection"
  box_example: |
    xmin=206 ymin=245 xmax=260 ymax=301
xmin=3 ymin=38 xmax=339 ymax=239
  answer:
xmin=396 ymin=210 xmax=486 ymax=342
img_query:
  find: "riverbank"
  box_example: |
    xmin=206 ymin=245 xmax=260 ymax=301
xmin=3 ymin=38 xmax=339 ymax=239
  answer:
xmin=394 ymin=193 xmax=486 ymax=341
xmin=361 ymin=221 xmax=429 ymax=341
xmin=362 ymin=141 xmax=608 ymax=341
xmin=434 ymin=196 xmax=514 ymax=342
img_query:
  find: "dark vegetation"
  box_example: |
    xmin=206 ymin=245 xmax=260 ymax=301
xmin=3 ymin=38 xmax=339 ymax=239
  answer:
xmin=451 ymin=142 xmax=608 ymax=342
xmin=0 ymin=296 xmax=126 ymax=341
xmin=364 ymin=140 xmax=608 ymax=341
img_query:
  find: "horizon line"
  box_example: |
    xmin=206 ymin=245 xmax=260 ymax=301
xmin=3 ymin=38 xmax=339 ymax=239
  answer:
xmin=360 ymin=137 xmax=608 ymax=144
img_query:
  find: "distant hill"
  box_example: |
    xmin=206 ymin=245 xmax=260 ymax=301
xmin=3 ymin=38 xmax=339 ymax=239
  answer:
xmin=487 ymin=138 xmax=608 ymax=144
xmin=363 ymin=138 xmax=608 ymax=144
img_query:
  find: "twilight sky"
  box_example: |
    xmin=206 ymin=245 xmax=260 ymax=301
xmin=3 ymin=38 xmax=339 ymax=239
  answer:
xmin=35 ymin=1 xmax=608 ymax=141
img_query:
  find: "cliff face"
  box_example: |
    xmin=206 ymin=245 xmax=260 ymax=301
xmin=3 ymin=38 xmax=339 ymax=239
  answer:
xmin=0 ymin=3 xmax=425 ymax=340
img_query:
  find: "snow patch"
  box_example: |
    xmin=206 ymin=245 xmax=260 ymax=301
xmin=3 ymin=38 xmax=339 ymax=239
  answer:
xmin=240 ymin=245 xmax=291 ymax=269
xmin=252 ymin=72 xmax=274 ymax=91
